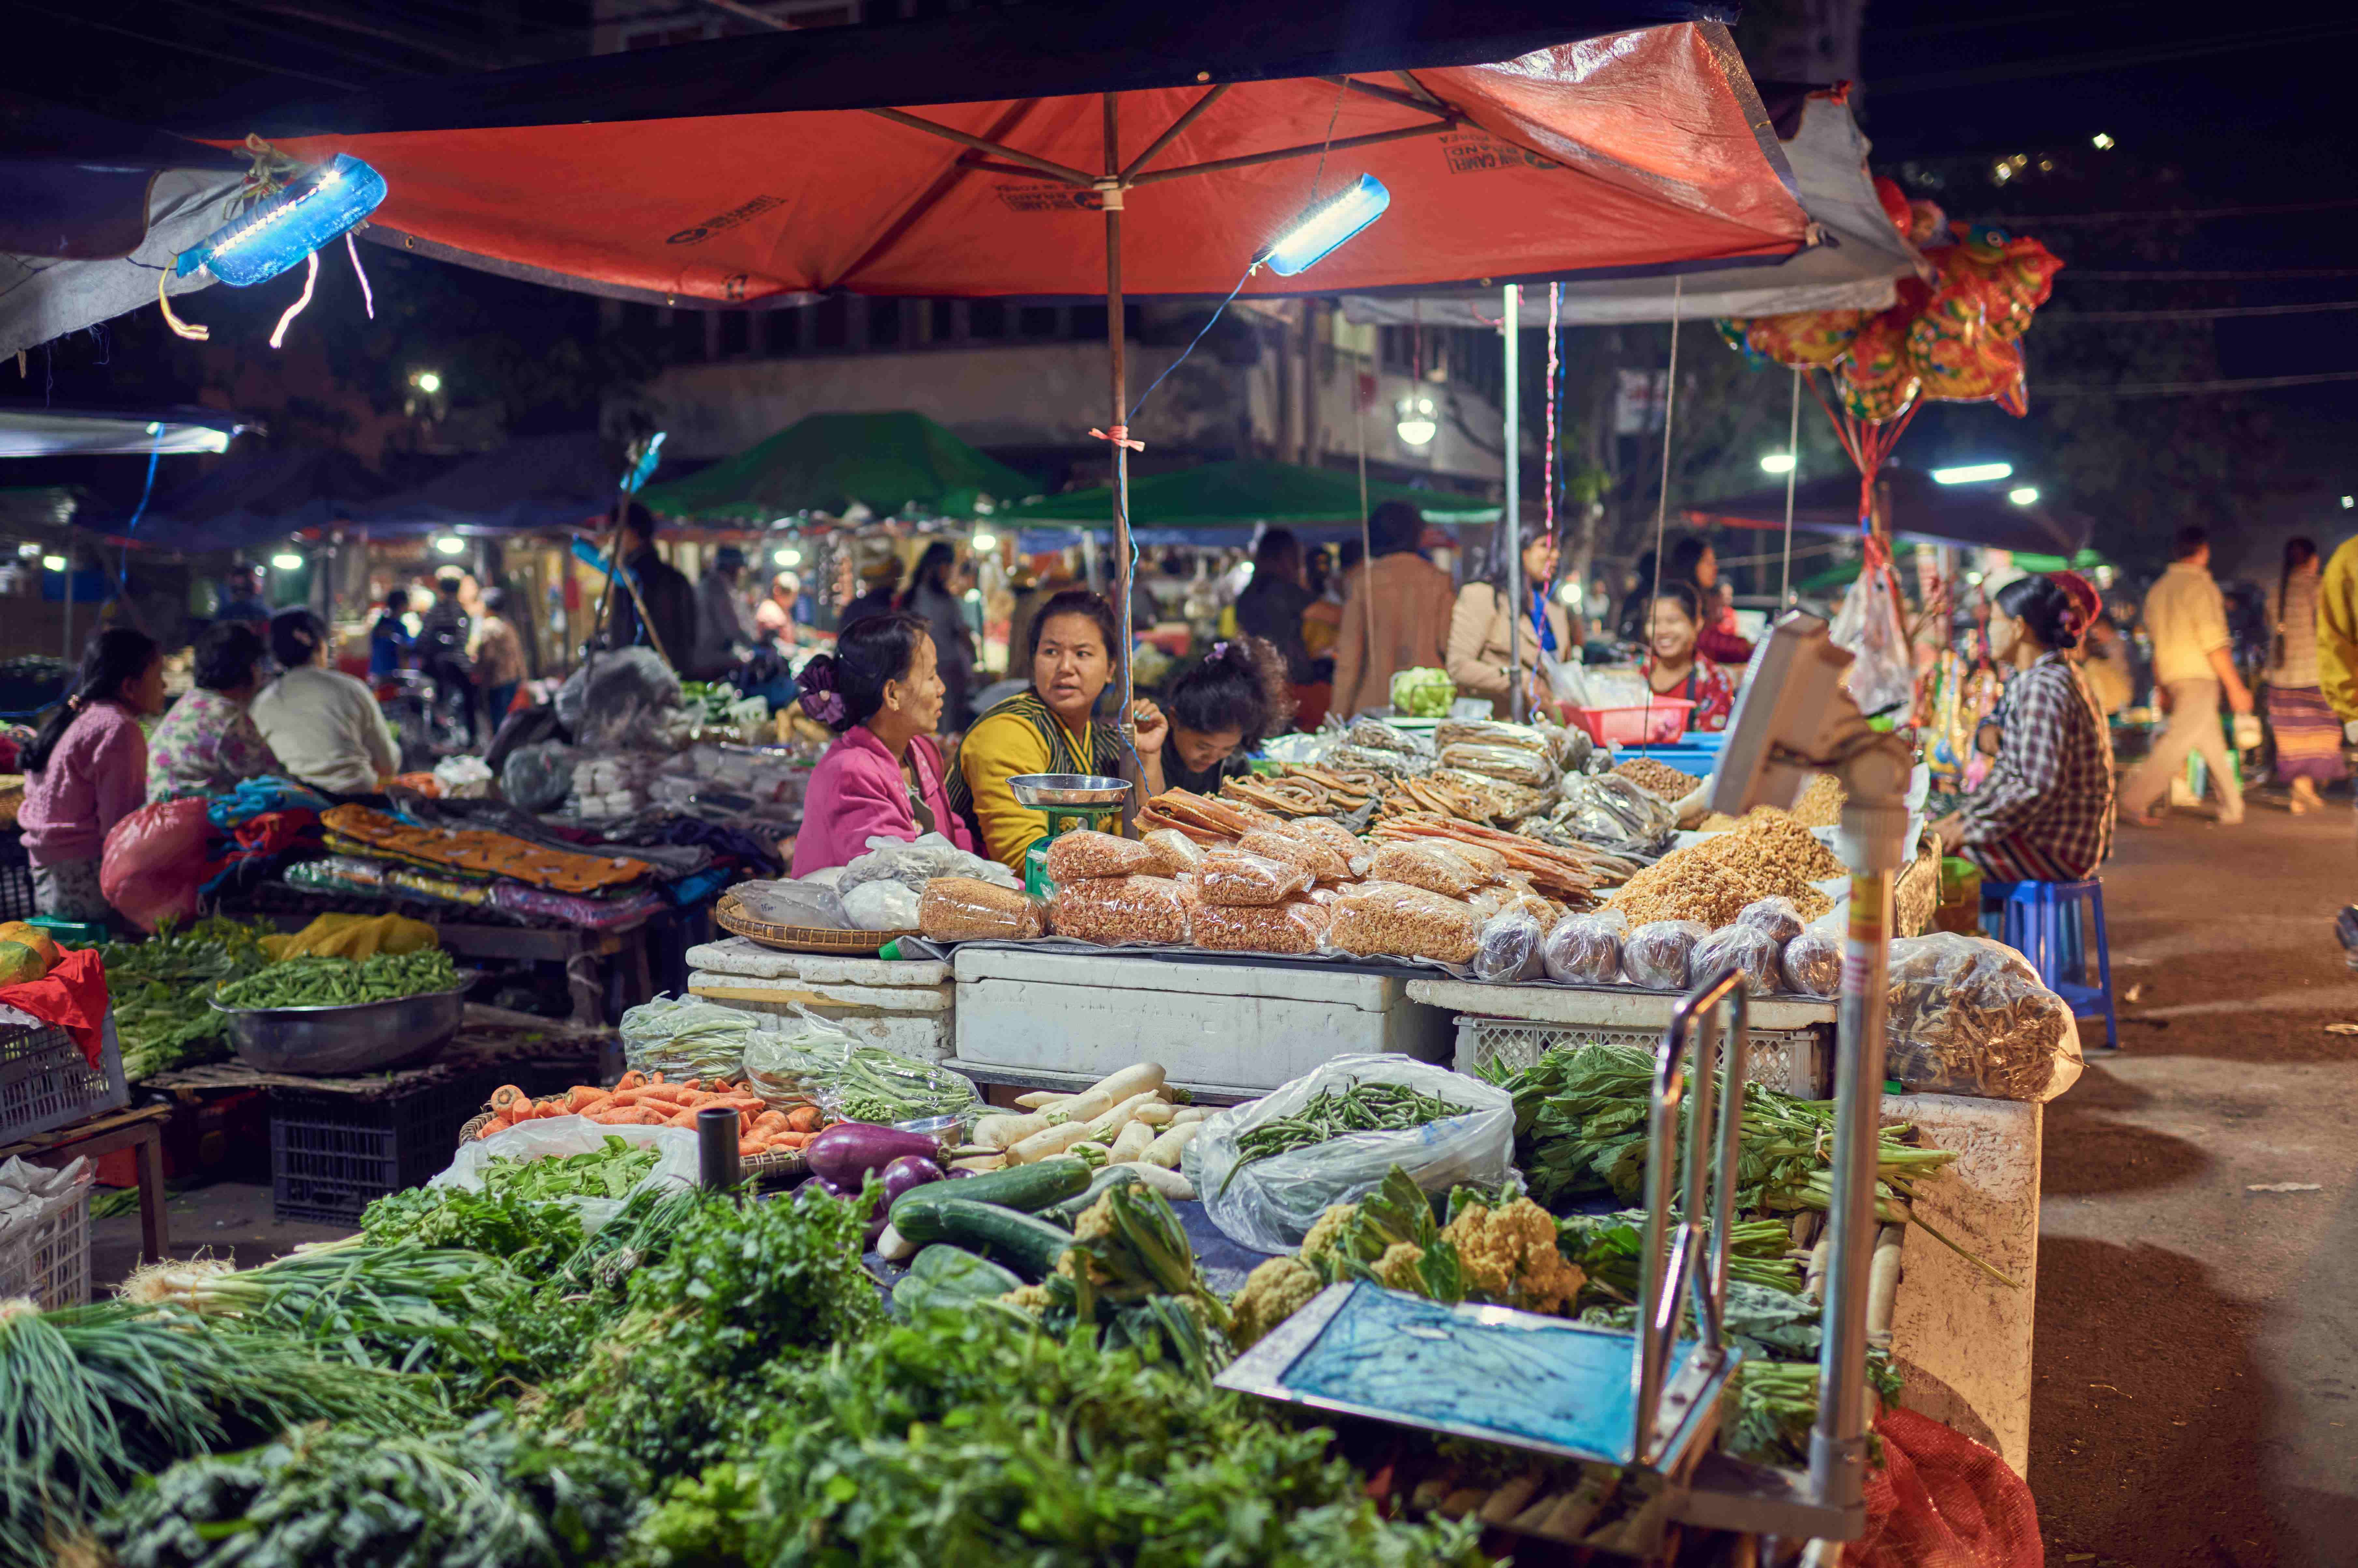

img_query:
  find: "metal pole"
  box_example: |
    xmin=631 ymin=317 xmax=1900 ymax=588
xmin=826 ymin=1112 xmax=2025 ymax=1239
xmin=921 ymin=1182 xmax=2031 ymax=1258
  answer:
xmin=61 ymin=544 xmax=74 ymax=671
xmin=1355 ymin=363 xmax=1375 ymax=673
xmin=1502 ymin=284 xmax=1522 ymax=721
xmin=696 ymin=1105 xmax=741 ymax=1192
xmin=1103 ymin=94 xmax=1139 ymax=826
xmin=1781 ymin=367 xmax=1802 ymax=607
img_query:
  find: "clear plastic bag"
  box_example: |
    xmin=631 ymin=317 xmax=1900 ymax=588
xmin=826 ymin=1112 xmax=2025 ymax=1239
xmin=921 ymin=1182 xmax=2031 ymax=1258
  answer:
xmin=1049 ymin=874 xmax=1193 ymax=945
xmin=1830 ymin=558 xmax=1916 ymax=719
xmin=1182 ymin=1054 xmax=1517 ymax=1253
xmin=1434 ymin=719 xmax=1554 ymax=756
xmin=1468 ymin=886 xmax=1561 ymax=932
xmin=1471 ymin=909 xmax=1545 ymax=982
xmin=731 ymin=877 xmax=851 ymax=929
xmin=555 ymin=647 xmax=685 ymax=751
xmin=1553 ymin=773 xmax=1678 ymax=852
xmin=1346 ymin=717 xmax=1437 ymax=759
xmin=432 ymin=1116 xmax=700 ymax=1233
xmin=1238 ymin=826 xmax=1350 ymax=885
xmin=1367 ymin=841 xmax=1487 ymax=898
xmin=1542 ymin=910 xmax=1628 ymax=984
xmin=1287 ymin=816 xmax=1372 ymax=876
xmin=1197 ymin=847 xmax=1316 ymax=907
xmin=1192 ymin=898 xmax=1332 ymax=955
xmin=1045 ymin=829 xmax=1158 ymax=882
xmin=1737 ymin=895 xmax=1807 ymax=947
xmin=1883 ymin=933 xmax=2083 ymax=1101
xmin=1690 ymin=923 xmax=1784 ymax=996
xmin=918 ymin=876 xmax=1046 ymax=942
xmin=842 ymin=832 xmax=1017 ymax=896
xmin=1141 ymin=828 xmax=1207 ymax=878
xmin=1623 ymin=919 xmax=1708 ymax=989
xmin=618 ymin=993 xmax=767 ymax=1080
xmin=842 ymin=879 xmax=922 ymax=930
xmin=501 ymin=740 xmax=578 ymax=811
xmin=741 ymin=1004 xmax=983 ymax=1125
xmin=1437 ymin=742 xmax=1556 ymax=789
xmin=1781 ymin=930 xmax=1841 ymax=997
xmin=1328 ymin=881 xmax=1481 ymax=963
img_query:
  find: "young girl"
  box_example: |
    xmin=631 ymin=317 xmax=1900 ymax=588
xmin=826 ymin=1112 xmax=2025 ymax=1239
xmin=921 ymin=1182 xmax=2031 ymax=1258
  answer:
xmin=20 ymin=628 xmax=166 ymax=920
xmin=1136 ymin=636 xmax=1295 ymax=795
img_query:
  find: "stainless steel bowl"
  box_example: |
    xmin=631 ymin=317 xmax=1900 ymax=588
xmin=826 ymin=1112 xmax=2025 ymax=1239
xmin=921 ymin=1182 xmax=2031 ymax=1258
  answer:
xmin=214 ymin=983 xmax=471 ymax=1075
xmin=1007 ymin=772 xmax=1132 ymax=809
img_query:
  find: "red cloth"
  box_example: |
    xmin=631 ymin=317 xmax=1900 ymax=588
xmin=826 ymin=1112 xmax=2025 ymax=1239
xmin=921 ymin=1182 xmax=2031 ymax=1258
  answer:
xmin=0 ymin=947 xmax=113 ymax=1069
xmin=233 ymin=809 xmax=320 ymax=856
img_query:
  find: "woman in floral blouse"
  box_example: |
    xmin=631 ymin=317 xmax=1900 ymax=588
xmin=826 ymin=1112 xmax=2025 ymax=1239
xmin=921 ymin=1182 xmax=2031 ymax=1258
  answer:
xmin=147 ymin=621 xmax=280 ymax=801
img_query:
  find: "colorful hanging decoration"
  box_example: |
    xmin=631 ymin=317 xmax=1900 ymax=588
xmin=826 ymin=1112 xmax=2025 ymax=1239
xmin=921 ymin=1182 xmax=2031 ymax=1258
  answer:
xmin=1717 ymin=181 xmax=2062 ymax=527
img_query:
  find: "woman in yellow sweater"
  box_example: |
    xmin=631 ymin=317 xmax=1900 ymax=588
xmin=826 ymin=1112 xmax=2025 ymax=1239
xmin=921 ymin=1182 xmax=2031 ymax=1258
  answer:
xmin=950 ymin=589 xmax=1164 ymax=870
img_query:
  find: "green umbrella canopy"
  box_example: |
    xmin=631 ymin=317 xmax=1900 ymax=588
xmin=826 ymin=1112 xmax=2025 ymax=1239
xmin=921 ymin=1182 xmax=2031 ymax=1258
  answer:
xmin=637 ymin=411 xmax=1038 ymax=523
xmin=998 ymin=459 xmax=1499 ymax=530
xmin=1796 ymin=545 xmax=2108 ymax=595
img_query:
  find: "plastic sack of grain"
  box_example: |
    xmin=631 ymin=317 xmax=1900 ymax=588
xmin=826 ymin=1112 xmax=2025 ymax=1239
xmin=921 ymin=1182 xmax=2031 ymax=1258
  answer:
xmin=1328 ymin=881 xmax=1482 ymax=964
xmin=1141 ymin=828 xmax=1207 ymax=878
xmin=1045 ymin=829 xmax=1158 ymax=882
xmin=1197 ymin=847 xmax=1317 ymax=907
xmin=1623 ymin=919 xmax=1708 ymax=989
xmin=1193 ymin=898 xmax=1331 ymax=955
xmin=919 ymin=876 xmax=1047 ymax=942
xmin=1542 ymin=910 xmax=1628 ymax=985
xmin=1048 ymin=875 xmax=1193 ymax=945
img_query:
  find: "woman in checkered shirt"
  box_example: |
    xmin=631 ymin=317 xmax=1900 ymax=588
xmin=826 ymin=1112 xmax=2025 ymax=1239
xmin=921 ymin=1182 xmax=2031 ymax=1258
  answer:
xmin=1934 ymin=575 xmax=2116 ymax=884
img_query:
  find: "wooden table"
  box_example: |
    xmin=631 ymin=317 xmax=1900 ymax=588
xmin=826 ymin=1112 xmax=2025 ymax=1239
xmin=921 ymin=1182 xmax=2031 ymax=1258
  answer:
xmin=0 ymin=1101 xmax=170 ymax=1263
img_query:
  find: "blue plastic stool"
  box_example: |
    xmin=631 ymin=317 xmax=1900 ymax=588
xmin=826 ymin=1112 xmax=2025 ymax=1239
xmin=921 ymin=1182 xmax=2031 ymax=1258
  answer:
xmin=1985 ymin=879 xmax=2118 ymax=1052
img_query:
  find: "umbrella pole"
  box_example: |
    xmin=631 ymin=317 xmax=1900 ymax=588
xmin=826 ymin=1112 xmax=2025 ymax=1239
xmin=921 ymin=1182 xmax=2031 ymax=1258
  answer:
xmin=1502 ymin=284 xmax=1522 ymax=721
xmin=1781 ymin=366 xmax=1801 ymax=607
xmin=1102 ymin=94 xmax=1140 ymax=828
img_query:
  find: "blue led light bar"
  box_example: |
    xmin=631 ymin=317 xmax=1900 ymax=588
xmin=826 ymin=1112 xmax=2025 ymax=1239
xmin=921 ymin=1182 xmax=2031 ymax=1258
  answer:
xmin=1262 ymin=174 xmax=1391 ymax=277
xmin=175 ymin=155 xmax=388 ymax=289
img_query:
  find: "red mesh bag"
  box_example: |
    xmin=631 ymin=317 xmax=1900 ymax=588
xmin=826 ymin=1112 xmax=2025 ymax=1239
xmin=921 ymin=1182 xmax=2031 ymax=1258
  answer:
xmin=100 ymin=797 xmax=213 ymax=933
xmin=1846 ymin=1406 xmax=2042 ymax=1568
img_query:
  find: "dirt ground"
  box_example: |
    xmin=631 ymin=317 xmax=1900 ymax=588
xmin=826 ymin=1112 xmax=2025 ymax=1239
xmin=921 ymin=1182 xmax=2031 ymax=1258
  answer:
xmin=2031 ymin=798 xmax=2358 ymax=1567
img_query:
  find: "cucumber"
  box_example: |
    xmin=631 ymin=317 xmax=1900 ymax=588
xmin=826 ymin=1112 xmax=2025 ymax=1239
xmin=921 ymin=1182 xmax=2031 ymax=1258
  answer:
xmin=889 ymin=1197 xmax=1075 ymax=1279
xmin=1045 ymin=1165 xmax=1144 ymax=1225
xmin=893 ymin=1154 xmax=1090 ymax=1221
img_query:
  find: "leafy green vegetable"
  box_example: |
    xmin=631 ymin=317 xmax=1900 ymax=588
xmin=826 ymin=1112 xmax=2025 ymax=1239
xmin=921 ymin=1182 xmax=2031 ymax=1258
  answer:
xmin=96 ymin=1413 xmax=643 ymax=1568
xmin=1390 ymin=666 xmax=1457 ymax=718
xmin=360 ymin=1186 xmax=587 ymax=1274
xmin=102 ymin=917 xmax=275 ymax=1080
xmin=215 ymin=948 xmax=461 ymax=1010
xmin=480 ymin=1135 xmax=660 ymax=1202
xmin=1556 ymin=1209 xmax=1801 ymax=1302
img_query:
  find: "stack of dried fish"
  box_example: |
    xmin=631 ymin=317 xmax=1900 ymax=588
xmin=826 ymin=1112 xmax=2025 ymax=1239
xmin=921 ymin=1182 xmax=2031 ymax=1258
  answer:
xmin=1136 ymin=787 xmax=1281 ymax=843
xmin=1366 ymin=813 xmax=1613 ymax=904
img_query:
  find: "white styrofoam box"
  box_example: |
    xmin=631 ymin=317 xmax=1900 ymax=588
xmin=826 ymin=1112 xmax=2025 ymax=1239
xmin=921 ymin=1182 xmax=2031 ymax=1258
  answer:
xmin=951 ymin=947 xmax=1451 ymax=1094
xmin=688 ymin=973 xmax=950 ymax=1014
xmin=685 ymin=937 xmax=950 ymax=988
xmin=1450 ymin=1015 xmax=1830 ymax=1099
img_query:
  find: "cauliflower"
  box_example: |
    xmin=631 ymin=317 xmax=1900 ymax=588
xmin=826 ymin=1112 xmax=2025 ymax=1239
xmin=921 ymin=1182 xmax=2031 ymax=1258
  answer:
xmin=1440 ymin=1198 xmax=1586 ymax=1315
xmin=1072 ymin=1191 xmax=1121 ymax=1246
xmin=1000 ymin=1282 xmax=1055 ymax=1313
xmin=1371 ymin=1242 xmax=1426 ymax=1292
xmin=1229 ymin=1255 xmax=1321 ymax=1349
xmin=1298 ymin=1201 xmax=1362 ymax=1277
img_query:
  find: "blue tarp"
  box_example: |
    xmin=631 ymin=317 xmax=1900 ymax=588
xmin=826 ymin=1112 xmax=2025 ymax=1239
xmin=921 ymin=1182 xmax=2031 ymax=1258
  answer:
xmin=91 ymin=443 xmax=387 ymax=553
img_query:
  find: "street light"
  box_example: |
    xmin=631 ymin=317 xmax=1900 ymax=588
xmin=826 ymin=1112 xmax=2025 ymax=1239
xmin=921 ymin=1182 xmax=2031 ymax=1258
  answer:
xmin=2007 ymin=486 xmax=2039 ymax=506
xmin=1759 ymin=453 xmax=1796 ymax=475
xmin=413 ymin=370 xmax=443 ymax=395
xmin=2091 ymin=133 xmax=2115 ymax=150
xmin=41 ymin=554 xmax=66 ymax=572
xmin=1932 ymin=461 xmax=2013 ymax=485
xmin=774 ymin=547 xmax=801 ymax=567
xmin=433 ymin=535 xmax=466 ymax=556
xmin=972 ymin=531 xmax=998 ymax=553
xmin=271 ymin=552 xmax=304 ymax=570
xmin=1395 ymin=393 xmax=1438 ymax=446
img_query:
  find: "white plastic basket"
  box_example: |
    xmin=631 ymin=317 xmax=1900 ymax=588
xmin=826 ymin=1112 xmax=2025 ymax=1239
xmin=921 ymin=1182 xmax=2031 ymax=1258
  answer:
xmin=1451 ymin=1015 xmax=1830 ymax=1099
xmin=0 ymin=1177 xmax=92 ymax=1309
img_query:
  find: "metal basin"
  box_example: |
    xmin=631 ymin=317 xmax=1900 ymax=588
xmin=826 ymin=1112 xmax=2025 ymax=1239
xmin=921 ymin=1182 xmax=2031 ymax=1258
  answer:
xmin=214 ymin=984 xmax=470 ymax=1075
xmin=1008 ymin=772 xmax=1132 ymax=809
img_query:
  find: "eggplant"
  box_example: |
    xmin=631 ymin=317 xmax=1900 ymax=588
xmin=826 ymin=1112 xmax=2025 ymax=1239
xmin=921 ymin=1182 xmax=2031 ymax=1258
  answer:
xmin=880 ymin=1155 xmax=943 ymax=1206
xmin=805 ymin=1122 xmax=940 ymax=1188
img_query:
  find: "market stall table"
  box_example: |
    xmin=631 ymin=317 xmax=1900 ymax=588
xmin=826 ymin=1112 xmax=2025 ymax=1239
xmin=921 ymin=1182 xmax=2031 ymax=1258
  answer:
xmin=0 ymin=1101 xmax=169 ymax=1264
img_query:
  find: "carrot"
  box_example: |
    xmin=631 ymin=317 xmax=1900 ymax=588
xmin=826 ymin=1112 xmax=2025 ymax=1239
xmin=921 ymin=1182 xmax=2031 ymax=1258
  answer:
xmin=777 ymin=1131 xmax=812 ymax=1149
xmin=752 ymin=1111 xmax=790 ymax=1132
xmin=488 ymin=1084 xmax=528 ymax=1112
xmin=615 ymin=1070 xmax=646 ymax=1092
xmin=786 ymin=1105 xmax=823 ymax=1134
xmin=564 ymin=1085 xmax=605 ymax=1112
xmin=665 ymin=1109 xmax=701 ymax=1129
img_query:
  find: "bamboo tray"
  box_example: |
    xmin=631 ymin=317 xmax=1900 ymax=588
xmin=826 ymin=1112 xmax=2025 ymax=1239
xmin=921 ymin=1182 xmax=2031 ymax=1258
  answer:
xmin=457 ymin=1108 xmax=808 ymax=1180
xmin=714 ymin=890 xmax=919 ymax=955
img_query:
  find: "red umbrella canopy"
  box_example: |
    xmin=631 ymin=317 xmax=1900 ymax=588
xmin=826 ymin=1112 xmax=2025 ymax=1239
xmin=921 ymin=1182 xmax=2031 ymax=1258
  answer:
xmin=239 ymin=5 xmax=1807 ymax=305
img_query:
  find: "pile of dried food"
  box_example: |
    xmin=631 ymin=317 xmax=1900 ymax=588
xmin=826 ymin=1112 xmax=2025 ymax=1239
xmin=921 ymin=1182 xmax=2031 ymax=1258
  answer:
xmin=1608 ymin=811 xmax=1840 ymax=928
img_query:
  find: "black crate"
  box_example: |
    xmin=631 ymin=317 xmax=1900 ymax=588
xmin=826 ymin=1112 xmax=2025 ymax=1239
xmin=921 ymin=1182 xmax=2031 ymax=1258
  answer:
xmin=268 ymin=1068 xmax=501 ymax=1225
xmin=0 ymin=831 xmax=34 ymax=924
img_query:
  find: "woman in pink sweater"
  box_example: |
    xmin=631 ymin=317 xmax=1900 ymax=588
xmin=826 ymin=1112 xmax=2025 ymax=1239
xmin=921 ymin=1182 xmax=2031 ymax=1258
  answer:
xmin=788 ymin=612 xmax=971 ymax=877
xmin=20 ymin=628 xmax=166 ymax=921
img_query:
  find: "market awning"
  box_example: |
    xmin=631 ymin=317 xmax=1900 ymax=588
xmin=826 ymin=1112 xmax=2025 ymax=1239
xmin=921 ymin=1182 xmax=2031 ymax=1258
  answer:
xmin=1338 ymin=82 xmax=1925 ymax=328
xmin=0 ymin=402 xmax=248 ymax=459
xmin=356 ymin=431 xmax=620 ymax=536
xmin=1686 ymin=467 xmax=2091 ymax=557
xmin=222 ymin=4 xmax=1808 ymax=308
xmin=88 ymin=442 xmax=387 ymax=553
xmin=639 ymin=411 xmax=1038 ymax=523
xmin=0 ymin=93 xmax=243 ymax=360
xmin=999 ymin=459 xmax=1498 ymax=540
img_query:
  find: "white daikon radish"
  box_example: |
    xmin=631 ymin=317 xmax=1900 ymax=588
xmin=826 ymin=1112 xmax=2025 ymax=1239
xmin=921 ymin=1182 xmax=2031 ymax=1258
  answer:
xmin=1083 ymin=1090 xmax=1163 ymax=1145
xmin=1108 ymin=1120 xmax=1155 ymax=1164
xmin=875 ymin=1222 xmax=918 ymax=1263
xmin=1110 ymin=1161 xmax=1192 ymax=1199
xmin=1169 ymin=1106 xmax=1209 ymax=1125
xmin=1039 ymin=1087 xmax=1116 ymax=1126
xmin=1142 ymin=1121 xmax=1202 ymax=1168
xmin=1006 ymin=1118 xmax=1101 ymax=1165
xmin=1134 ymin=1101 xmax=1177 ymax=1126
xmin=1013 ymin=1091 xmax=1064 ymax=1109
xmin=975 ymin=1113 xmax=1047 ymax=1150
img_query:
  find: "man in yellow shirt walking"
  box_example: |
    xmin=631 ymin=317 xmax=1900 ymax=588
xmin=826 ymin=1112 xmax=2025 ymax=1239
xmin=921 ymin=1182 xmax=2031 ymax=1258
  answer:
xmin=2120 ymin=526 xmax=2252 ymax=827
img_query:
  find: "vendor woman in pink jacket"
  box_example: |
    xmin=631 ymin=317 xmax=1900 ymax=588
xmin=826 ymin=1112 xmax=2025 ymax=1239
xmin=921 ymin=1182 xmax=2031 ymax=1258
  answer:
xmin=789 ymin=612 xmax=973 ymax=876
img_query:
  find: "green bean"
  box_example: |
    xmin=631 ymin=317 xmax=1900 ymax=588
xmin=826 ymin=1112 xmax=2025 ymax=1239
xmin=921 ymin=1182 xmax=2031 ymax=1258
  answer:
xmin=1218 ymin=1079 xmax=1470 ymax=1194
xmin=216 ymin=949 xmax=462 ymax=1010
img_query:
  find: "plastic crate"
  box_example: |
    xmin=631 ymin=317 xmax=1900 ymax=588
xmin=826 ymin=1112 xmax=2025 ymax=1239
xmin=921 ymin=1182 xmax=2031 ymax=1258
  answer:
xmin=0 ymin=831 xmax=34 ymax=924
xmin=1451 ymin=1015 xmax=1830 ymax=1099
xmin=269 ymin=1068 xmax=501 ymax=1224
xmin=0 ymin=1177 xmax=91 ymax=1308
xmin=0 ymin=1017 xmax=129 ymax=1144
xmin=1565 ymin=697 xmax=1693 ymax=748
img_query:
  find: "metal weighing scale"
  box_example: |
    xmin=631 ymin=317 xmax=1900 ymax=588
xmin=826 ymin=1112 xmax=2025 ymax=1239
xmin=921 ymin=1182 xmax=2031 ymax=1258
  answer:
xmin=1216 ymin=611 xmax=1921 ymax=1554
xmin=1007 ymin=772 xmax=1133 ymax=899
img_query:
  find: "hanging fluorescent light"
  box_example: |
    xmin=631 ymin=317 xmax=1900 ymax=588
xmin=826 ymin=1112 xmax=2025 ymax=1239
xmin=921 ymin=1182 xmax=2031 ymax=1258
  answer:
xmin=2008 ymin=486 xmax=2039 ymax=506
xmin=1395 ymin=393 xmax=1438 ymax=446
xmin=1759 ymin=452 xmax=1796 ymax=474
xmin=412 ymin=370 xmax=443 ymax=395
xmin=1932 ymin=461 xmax=2013 ymax=485
xmin=271 ymin=552 xmax=304 ymax=570
xmin=175 ymin=155 xmax=387 ymax=289
xmin=774 ymin=547 xmax=802 ymax=567
xmin=1262 ymin=174 xmax=1392 ymax=277
xmin=972 ymin=531 xmax=999 ymax=553
xmin=433 ymin=536 xmax=467 ymax=556
xmin=41 ymin=554 xmax=66 ymax=572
